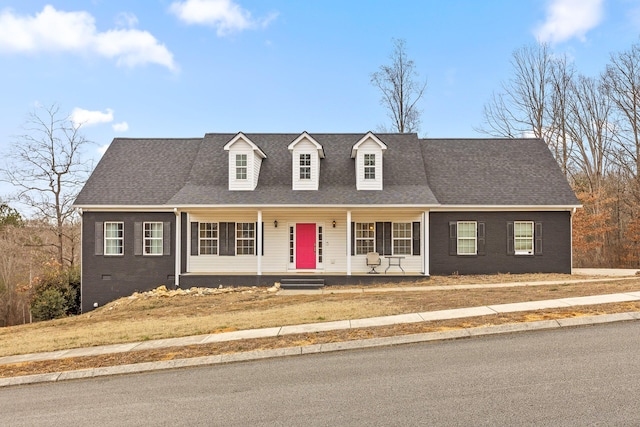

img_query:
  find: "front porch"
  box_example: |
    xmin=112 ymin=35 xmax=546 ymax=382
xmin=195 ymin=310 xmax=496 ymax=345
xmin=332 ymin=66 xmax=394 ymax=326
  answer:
xmin=178 ymin=272 xmax=429 ymax=289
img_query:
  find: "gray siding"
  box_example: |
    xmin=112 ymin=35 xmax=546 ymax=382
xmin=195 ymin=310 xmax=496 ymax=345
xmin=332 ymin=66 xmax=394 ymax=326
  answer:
xmin=81 ymin=212 xmax=176 ymax=312
xmin=429 ymin=211 xmax=572 ymax=275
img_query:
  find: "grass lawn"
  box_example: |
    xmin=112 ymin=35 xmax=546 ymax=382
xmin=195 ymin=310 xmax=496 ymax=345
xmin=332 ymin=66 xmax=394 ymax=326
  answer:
xmin=2 ymin=273 xmax=640 ymax=378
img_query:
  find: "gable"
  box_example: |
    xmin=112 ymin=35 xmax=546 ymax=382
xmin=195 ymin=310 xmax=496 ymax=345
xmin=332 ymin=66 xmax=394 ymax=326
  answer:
xmin=224 ymin=133 xmax=266 ymax=191
xmin=288 ymin=132 xmax=324 ymax=191
xmin=351 ymin=132 xmax=387 ymax=191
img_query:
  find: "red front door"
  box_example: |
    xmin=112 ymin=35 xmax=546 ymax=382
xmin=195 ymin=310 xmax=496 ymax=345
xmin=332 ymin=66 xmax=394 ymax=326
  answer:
xmin=296 ymin=223 xmax=316 ymax=269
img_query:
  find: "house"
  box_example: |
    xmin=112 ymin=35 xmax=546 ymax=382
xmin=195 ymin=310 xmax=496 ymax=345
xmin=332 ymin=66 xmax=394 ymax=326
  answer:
xmin=73 ymin=132 xmax=580 ymax=312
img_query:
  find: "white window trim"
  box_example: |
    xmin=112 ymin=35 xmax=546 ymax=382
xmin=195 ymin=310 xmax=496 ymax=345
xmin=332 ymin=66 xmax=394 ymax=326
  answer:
xmin=235 ymin=153 xmax=248 ymax=180
xmin=392 ymin=222 xmax=412 ymax=255
xmin=355 ymin=222 xmax=375 ymax=255
xmin=514 ymin=221 xmax=534 ymax=255
xmin=199 ymin=222 xmax=218 ymax=255
xmin=457 ymin=221 xmax=477 ymax=256
xmin=236 ymin=222 xmax=255 ymax=256
xmin=104 ymin=221 xmax=124 ymax=256
xmin=364 ymin=153 xmax=376 ymax=180
xmin=143 ymin=222 xmax=163 ymax=256
xmin=299 ymin=153 xmax=311 ymax=180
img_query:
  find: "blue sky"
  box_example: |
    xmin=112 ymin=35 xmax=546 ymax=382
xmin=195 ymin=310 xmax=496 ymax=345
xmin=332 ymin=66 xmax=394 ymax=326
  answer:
xmin=0 ymin=0 xmax=639 ymax=172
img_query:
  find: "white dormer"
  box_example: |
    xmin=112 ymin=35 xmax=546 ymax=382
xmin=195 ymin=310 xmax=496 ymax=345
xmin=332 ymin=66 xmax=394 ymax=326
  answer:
xmin=223 ymin=132 xmax=267 ymax=191
xmin=351 ymin=132 xmax=387 ymax=190
xmin=287 ymin=131 xmax=325 ymax=191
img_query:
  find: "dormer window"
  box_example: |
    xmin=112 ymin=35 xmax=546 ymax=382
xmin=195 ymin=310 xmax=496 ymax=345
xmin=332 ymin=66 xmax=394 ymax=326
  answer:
xmin=364 ymin=154 xmax=376 ymax=179
xmin=223 ymin=132 xmax=267 ymax=191
xmin=236 ymin=154 xmax=247 ymax=180
xmin=300 ymin=154 xmax=311 ymax=180
xmin=288 ymin=132 xmax=325 ymax=191
xmin=351 ymin=132 xmax=387 ymax=190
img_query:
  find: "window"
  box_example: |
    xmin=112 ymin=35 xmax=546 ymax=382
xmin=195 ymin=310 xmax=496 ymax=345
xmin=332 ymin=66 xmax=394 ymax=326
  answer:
xmin=236 ymin=222 xmax=255 ymax=255
xmin=355 ymin=222 xmax=375 ymax=255
xmin=299 ymin=153 xmax=311 ymax=180
xmin=457 ymin=221 xmax=477 ymax=255
xmin=318 ymin=226 xmax=323 ymax=263
xmin=144 ymin=222 xmax=163 ymax=255
xmin=236 ymin=154 xmax=247 ymax=180
xmin=199 ymin=223 xmax=218 ymax=255
xmin=289 ymin=226 xmax=294 ymax=263
xmin=514 ymin=221 xmax=534 ymax=255
xmin=364 ymin=154 xmax=376 ymax=179
xmin=104 ymin=222 xmax=124 ymax=255
xmin=393 ymin=222 xmax=412 ymax=255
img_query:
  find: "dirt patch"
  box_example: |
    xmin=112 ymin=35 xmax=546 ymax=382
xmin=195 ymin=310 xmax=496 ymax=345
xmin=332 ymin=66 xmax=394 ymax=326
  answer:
xmin=1 ymin=273 xmax=639 ymax=378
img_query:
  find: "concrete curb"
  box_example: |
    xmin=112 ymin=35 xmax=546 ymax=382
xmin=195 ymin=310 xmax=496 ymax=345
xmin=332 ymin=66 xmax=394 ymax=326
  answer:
xmin=2 ymin=311 xmax=638 ymax=389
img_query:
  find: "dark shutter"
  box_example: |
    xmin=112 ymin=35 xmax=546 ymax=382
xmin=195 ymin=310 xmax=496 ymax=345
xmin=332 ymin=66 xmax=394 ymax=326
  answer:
xmin=220 ymin=222 xmax=235 ymax=256
xmin=163 ymin=222 xmax=171 ymax=256
xmin=351 ymin=222 xmax=355 ymax=256
xmin=95 ymin=222 xmax=103 ymax=255
xmin=477 ymin=222 xmax=486 ymax=256
xmin=507 ymin=222 xmax=514 ymax=255
xmin=190 ymin=222 xmax=199 ymax=256
xmin=449 ymin=222 xmax=457 ymax=256
xmin=375 ymin=222 xmax=392 ymax=255
xmin=134 ymin=222 xmax=142 ymax=256
xmin=412 ymin=221 xmax=421 ymax=255
xmin=534 ymin=222 xmax=543 ymax=255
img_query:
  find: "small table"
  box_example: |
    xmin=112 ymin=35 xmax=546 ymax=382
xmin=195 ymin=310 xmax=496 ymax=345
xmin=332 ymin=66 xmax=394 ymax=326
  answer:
xmin=384 ymin=256 xmax=405 ymax=274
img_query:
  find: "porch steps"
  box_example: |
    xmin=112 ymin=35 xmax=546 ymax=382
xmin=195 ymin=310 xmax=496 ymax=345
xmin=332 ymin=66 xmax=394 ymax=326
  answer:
xmin=279 ymin=278 xmax=325 ymax=289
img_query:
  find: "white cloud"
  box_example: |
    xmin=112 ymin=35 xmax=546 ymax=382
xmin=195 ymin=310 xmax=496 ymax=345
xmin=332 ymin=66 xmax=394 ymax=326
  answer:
xmin=169 ymin=0 xmax=277 ymax=36
xmin=0 ymin=5 xmax=177 ymax=71
xmin=115 ymin=12 xmax=138 ymax=29
xmin=70 ymin=108 xmax=114 ymax=128
xmin=534 ymin=0 xmax=603 ymax=44
xmin=112 ymin=121 xmax=129 ymax=132
xmin=98 ymin=144 xmax=110 ymax=156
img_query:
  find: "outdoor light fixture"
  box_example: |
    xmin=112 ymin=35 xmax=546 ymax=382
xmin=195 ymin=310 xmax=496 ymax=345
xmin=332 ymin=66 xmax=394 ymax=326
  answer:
xmin=332 ymin=220 xmax=336 ymax=228
xmin=274 ymin=220 xmax=278 ymax=228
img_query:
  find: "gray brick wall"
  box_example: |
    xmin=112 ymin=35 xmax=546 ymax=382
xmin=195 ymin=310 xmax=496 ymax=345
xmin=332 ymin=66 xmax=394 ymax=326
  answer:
xmin=429 ymin=211 xmax=572 ymax=275
xmin=81 ymin=211 xmax=176 ymax=312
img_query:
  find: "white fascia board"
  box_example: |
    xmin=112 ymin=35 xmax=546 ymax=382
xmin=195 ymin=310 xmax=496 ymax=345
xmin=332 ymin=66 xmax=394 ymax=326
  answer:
xmin=76 ymin=204 xmax=581 ymax=212
xmin=430 ymin=205 xmax=582 ymax=212
xmin=287 ymin=131 xmax=325 ymax=158
xmin=223 ymin=132 xmax=267 ymax=158
xmin=171 ymin=204 xmax=441 ymax=210
xmin=351 ymin=131 xmax=388 ymax=158
xmin=74 ymin=205 xmax=177 ymax=212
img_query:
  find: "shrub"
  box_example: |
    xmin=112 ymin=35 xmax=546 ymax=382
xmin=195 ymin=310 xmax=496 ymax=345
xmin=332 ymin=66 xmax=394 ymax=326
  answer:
xmin=30 ymin=261 xmax=80 ymax=321
xmin=31 ymin=288 xmax=68 ymax=321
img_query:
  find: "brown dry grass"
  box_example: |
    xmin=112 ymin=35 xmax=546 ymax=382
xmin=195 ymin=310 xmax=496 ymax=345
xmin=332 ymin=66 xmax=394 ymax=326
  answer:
xmin=2 ymin=273 xmax=640 ymax=378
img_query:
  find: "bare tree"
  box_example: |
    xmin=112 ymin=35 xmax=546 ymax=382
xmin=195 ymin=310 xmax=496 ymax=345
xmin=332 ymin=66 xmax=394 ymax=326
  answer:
xmin=602 ymin=42 xmax=640 ymax=194
xmin=0 ymin=104 xmax=92 ymax=267
xmin=477 ymin=43 xmax=555 ymax=140
xmin=371 ymin=38 xmax=428 ymax=133
xmin=547 ymin=55 xmax=576 ymax=177
xmin=566 ymin=75 xmax=615 ymax=193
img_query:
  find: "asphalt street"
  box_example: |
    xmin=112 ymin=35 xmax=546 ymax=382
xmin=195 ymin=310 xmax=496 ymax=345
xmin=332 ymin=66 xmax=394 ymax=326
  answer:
xmin=3 ymin=321 xmax=640 ymax=426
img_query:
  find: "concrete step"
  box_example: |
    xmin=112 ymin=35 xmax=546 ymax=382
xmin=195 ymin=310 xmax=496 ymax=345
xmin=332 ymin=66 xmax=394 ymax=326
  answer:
xmin=279 ymin=278 xmax=325 ymax=289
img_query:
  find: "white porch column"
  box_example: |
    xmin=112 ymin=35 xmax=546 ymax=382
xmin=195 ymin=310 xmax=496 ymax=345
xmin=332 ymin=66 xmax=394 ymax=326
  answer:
xmin=347 ymin=210 xmax=352 ymax=275
xmin=423 ymin=211 xmax=430 ymax=276
xmin=175 ymin=209 xmax=181 ymax=287
xmin=257 ymin=210 xmax=263 ymax=275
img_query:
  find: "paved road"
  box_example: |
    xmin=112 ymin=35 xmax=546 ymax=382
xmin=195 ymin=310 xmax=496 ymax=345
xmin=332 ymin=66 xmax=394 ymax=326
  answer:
xmin=3 ymin=322 xmax=640 ymax=426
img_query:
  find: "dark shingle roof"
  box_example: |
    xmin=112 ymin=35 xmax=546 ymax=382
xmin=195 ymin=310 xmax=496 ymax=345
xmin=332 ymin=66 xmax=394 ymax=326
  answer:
xmin=420 ymin=138 xmax=579 ymax=206
xmin=74 ymin=133 xmax=578 ymax=208
xmin=74 ymin=138 xmax=202 ymax=205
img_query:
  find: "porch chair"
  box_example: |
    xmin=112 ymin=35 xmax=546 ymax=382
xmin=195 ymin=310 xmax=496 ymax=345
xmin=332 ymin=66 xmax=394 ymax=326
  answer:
xmin=366 ymin=252 xmax=381 ymax=274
